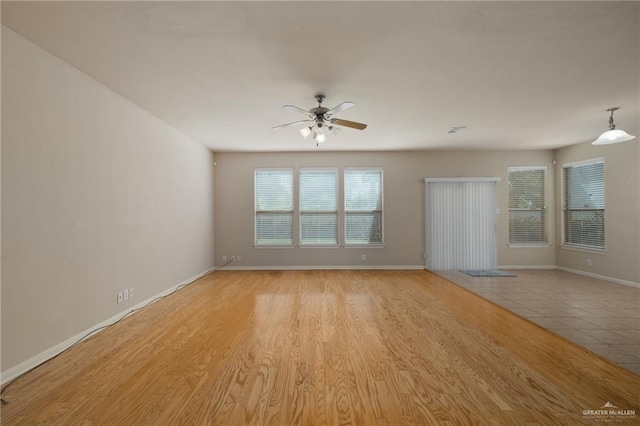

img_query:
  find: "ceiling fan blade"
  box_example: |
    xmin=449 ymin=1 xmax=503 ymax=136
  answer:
xmin=325 ymin=102 xmax=355 ymax=116
xmin=283 ymin=105 xmax=313 ymax=116
xmin=331 ymin=118 xmax=367 ymax=130
xmin=271 ymin=120 xmax=313 ymax=130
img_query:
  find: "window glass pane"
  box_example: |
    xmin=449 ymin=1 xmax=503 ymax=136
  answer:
xmin=255 ymin=170 xmax=293 ymax=245
xmin=256 ymin=170 xmax=293 ymax=211
xmin=508 ymin=168 xmax=545 ymax=209
xmin=300 ymin=169 xmax=338 ymax=244
xmin=300 ymin=213 xmax=337 ymax=244
xmin=300 ymin=170 xmax=337 ymax=211
xmin=566 ymin=162 xmax=604 ymax=209
xmin=346 ymin=212 xmax=382 ymax=244
xmin=256 ymin=213 xmax=293 ymax=245
xmin=564 ymin=210 xmax=604 ymax=248
xmin=345 ymin=170 xmax=382 ymax=211
xmin=345 ymin=169 xmax=383 ymax=244
xmin=509 ymin=211 xmax=546 ymax=243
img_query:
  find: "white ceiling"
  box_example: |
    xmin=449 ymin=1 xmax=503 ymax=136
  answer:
xmin=2 ymin=1 xmax=639 ymax=152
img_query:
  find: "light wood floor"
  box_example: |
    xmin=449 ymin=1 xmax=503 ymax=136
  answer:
xmin=2 ymin=270 xmax=638 ymax=425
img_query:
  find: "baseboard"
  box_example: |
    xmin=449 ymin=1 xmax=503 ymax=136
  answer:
xmin=220 ymin=265 xmax=426 ymax=271
xmin=555 ymin=266 xmax=640 ymax=289
xmin=497 ymin=265 xmax=557 ymax=270
xmin=1 ymin=266 xmax=216 ymax=386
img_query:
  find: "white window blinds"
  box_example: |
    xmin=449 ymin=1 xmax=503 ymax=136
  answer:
xmin=344 ymin=169 xmax=383 ymax=244
xmin=255 ymin=169 xmax=293 ymax=245
xmin=562 ymin=158 xmax=605 ymax=249
xmin=299 ymin=169 xmax=338 ymax=245
xmin=508 ymin=166 xmax=547 ymax=245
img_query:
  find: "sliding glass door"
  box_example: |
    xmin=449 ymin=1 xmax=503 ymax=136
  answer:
xmin=425 ymin=178 xmax=499 ymax=270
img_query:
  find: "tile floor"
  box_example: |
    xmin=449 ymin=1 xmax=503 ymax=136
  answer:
xmin=434 ymin=269 xmax=640 ymax=375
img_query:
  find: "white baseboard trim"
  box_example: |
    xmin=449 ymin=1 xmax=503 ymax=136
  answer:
xmin=1 ymin=266 xmax=216 ymax=386
xmin=497 ymin=265 xmax=557 ymax=270
xmin=555 ymin=266 xmax=640 ymax=289
xmin=219 ymin=265 xmax=426 ymax=271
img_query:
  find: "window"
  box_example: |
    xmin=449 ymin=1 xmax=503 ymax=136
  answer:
xmin=299 ymin=169 xmax=338 ymax=245
xmin=255 ymin=169 xmax=293 ymax=245
xmin=344 ymin=168 xmax=383 ymax=245
xmin=508 ymin=166 xmax=547 ymax=245
xmin=255 ymin=167 xmax=383 ymax=247
xmin=562 ymin=158 xmax=605 ymax=249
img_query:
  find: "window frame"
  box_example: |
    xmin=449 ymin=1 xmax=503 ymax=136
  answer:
xmin=561 ymin=158 xmax=605 ymax=252
xmin=344 ymin=167 xmax=384 ymax=247
xmin=507 ymin=166 xmax=548 ymax=247
xmin=254 ymin=168 xmax=295 ymax=247
xmin=298 ymin=167 xmax=339 ymax=247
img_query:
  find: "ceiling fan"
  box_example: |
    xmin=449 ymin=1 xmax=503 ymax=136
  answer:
xmin=272 ymin=95 xmax=367 ymax=145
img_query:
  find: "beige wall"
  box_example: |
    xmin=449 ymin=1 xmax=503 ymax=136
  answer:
xmin=1 ymin=28 xmax=215 ymax=371
xmin=214 ymin=150 xmax=556 ymax=269
xmin=554 ymin=139 xmax=640 ymax=283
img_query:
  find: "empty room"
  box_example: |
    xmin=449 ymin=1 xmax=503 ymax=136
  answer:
xmin=1 ymin=1 xmax=639 ymax=424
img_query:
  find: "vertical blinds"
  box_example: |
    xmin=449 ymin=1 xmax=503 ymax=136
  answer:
xmin=563 ymin=159 xmax=605 ymax=249
xmin=508 ymin=166 xmax=547 ymax=244
xmin=344 ymin=169 xmax=383 ymax=244
xmin=426 ymin=180 xmax=498 ymax=270
xmin=299 ymin=169 xmax=338 ymax=244
xmin=255 ymin=169 xmax=293 ymax=245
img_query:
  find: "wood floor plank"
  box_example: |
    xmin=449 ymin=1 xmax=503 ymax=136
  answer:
xmin=1 ymin=270 xmax=638 ymax=425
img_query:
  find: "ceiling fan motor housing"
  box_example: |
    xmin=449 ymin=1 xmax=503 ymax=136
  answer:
xmin=309 ymin=106 xmax=329 ymax=117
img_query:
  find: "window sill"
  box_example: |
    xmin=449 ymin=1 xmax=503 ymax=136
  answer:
xmin=560 ymin=244 xmax=606 ymax=255
xmin=254 ymin=243 xmax=386 ymax=249
xmin=507 ymin=243 xmax=550 ymax=248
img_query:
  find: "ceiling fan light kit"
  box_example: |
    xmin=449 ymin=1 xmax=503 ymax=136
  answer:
xmin=592 ymin=107 xmax=636 ymax=145
xmin=299 ymin=127 xmax=312 ymax=139
xmin=272 ymin=94 xmax=367 ymax=146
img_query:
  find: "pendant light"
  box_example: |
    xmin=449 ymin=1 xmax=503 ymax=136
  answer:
xmin=592 ymin=107 xmax=636 ymax=145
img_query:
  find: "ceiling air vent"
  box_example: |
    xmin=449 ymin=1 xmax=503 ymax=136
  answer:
xmin=447 ymin=126 xmax=466 ymax=134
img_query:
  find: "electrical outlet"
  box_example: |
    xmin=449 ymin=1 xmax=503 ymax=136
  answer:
xmin=129 ymin=288 xmax=134 ymax=298
xmin=236 ymin=256 xmax=241 ymax=262
xmin=231 ymin=256 xmax=236 ymax=262
xmin=124 ymin=289 xmax=129 ymax=301
xmin=361 ymin=254 xmax=366 ymax=261
xmin=586 ymin=259 xmax=592 ymax=267
xmin=117 ymin=292 xmax=123 ymax=304
xmin=222 ymin=255 xmax=227 ymax=262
